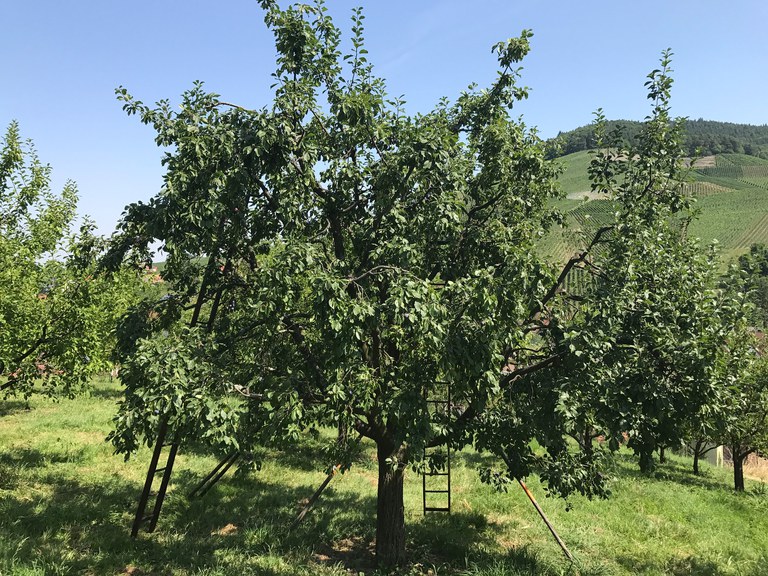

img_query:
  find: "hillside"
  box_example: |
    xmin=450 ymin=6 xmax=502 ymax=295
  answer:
xmin=549 ymin=119 xmax=768 ymax=160
xmin=543 ymin=152 xmax=768 ymax=263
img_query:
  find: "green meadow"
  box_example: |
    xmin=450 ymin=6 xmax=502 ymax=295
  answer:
xmin=1 ymin=379 xmax=766 ymax=575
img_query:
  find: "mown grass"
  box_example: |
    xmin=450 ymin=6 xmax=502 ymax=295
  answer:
xmin=2 ymin=379 xmax=768 ymax=575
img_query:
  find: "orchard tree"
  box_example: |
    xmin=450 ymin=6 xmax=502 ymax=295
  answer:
xmin=105 ymin=2 xmax=720 ymax=567
xmin=706 ymin=268 xmax=768 ymax=491
xmin=721 ymin=353 xmax=768 ymax=491
xmin=736 ymin=243 xmax=768 ymax=328
xmin=553 ymin=148 xmax=743 ymax=472
xmin=0 ymin=122 xmax=144 ymax=400
xmin=682 ymin=272 xmax=754 ymax=477
xmin=513 ymin=56 xmax=744 ymax=475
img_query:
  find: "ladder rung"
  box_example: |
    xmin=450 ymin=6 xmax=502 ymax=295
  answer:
xmin=155 ymin=466 xmax=167 ymax=474
xmin=424 ymin=489 xmax=450 ymax=493
xmin=424 ymin=472 xmax=449 ymax=476
xmin=424 ymin=507 xmax=451 ymax=512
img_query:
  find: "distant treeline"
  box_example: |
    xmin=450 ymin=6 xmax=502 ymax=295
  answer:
xmin=548 ymin=119 xmax=768 ymax=159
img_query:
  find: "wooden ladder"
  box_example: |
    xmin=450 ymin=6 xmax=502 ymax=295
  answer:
xmin=422 ymin=384 xmax=451 ymax=514
xmin=188 ymin=452 xmax=240 ymax=499
xmin=131 ymin=418 xmax=179 ymax=537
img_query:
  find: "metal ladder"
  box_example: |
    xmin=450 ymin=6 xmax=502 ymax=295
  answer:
xmin=422 ymin=383 xmax=451 ymax=514
xmin=131 ymin=418 xmax=179 ymax=537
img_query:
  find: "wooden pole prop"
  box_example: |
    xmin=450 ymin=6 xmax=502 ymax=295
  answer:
xmin=289 ymin=465 xmax=341 ymax=530
xmin=517 ymin=479 xmax=574 ymax=562
xmin=289 ymin=431 xmax=363 ymax=530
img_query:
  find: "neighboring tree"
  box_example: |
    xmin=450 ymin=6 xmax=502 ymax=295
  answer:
xmin=0 ymin=121 xmax=143 ymax=399
xmin=537 ymin=59 xmax=745 ymax=475
xmin=681 ymin=272 xmax=753 ymax=477
xmin=736 ymin=243 xmax=768 ymax=329
xmin=558 ymin=232 xmax=731 ymax=473
xmin=720 ymin=353 xmax=768 ymax=491
xmin=701 ymin=265 xmax=768 ymax=491
xmin=104 ymin=3 xmax=723 ymax=567
xmin=548 ymin=119 xmax=768 ymax=160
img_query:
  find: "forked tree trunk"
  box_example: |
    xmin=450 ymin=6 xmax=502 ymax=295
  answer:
xmin=375 ymin=444 xmax=406 ymax=568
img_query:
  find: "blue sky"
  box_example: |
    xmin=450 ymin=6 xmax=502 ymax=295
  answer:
xmin=2 ymin=0 xmax=767 ymax=236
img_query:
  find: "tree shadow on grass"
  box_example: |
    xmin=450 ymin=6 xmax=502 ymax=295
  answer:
xmin=87 ymin=384 xmax=125 ymax=401
xmin=1 ymin=452 xmax=558 ymax=575
xmin=173 ymin=464 xmax=381 ymax=570
xmin=0 ymin=439 xmax=586 ymax=575
xmin=178 ymin=435 xmax=342 ymax=475
xmin=0 ymin=445 xmax=91 ymax=472
xmin=612 ymin=452 xmax=731 ymax=493
xmin=405 ymin=512 xmax=589 ymax=576
xmin=0 ymin=444 xmax=383 ymax=575
xmin=0 ymin=398 xmax=31 ymax=417
xmin=408 ymin=511 xmax=501 ymax=566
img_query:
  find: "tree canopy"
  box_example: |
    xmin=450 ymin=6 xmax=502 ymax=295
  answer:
xmin=549 ymin=118 xmax=768 ymax=159
xmin=0 ymin=122 xmax=141 ymax=399
xmin=105 ymin=2 xmax=737 ymax=567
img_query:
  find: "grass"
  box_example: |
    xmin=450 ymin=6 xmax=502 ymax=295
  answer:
xmin=2 ymin=379 xmax=768 ymax=575
xmin=553 ymin=151 xmax=594 ymax=198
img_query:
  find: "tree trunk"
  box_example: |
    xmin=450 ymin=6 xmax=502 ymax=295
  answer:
xmin=582 ymin=425 xmax=593 ymax=459
xmin=658 ymin=445 xmax=666 ymax=463
xmin=733 ymin=448 xmax=745 ymax=492
xmin=375 ymin=443 xmax=406 ymax=568
xmin=692 ymin=438 xmax=711 ymax=475
xmin=639 ymin=447 xmax=655 ymax=474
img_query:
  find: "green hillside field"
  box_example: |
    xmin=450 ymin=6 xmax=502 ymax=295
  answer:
xmin=546 ymin=152 xmax=768 ymax=263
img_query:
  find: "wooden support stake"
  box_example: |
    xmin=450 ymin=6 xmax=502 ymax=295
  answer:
xmin=517 ymin=479 xmax=574 ymax=562
xmin=289 ymin=465 xmax=340 ymax=530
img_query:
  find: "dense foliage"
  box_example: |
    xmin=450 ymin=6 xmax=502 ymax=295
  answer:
xmin=0 ymin=122 xmax=146 ymax=399
xmin=736 ymin=243 xmax=768 ymax=328
xmin=538 ymin=84 xmax=749 ymax=474
xmin=105 ymin=2 xmax=737 ymax=566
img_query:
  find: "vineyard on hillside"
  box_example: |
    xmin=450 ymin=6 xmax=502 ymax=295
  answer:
xmin=544 ymin=152 xmax=768 ymax=263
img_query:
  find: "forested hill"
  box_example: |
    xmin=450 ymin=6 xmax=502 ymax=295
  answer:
xmin=549 ymin=119 xmax=768 ymax=159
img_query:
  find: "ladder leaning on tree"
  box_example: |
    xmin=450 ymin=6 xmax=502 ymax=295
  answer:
xmin=422 ymin=382 xmax=452 ymax=514
xmin=130 ymin=417 xmax=179 ymax=537
xmin=130 ymin=251 xmax=235 ymax=537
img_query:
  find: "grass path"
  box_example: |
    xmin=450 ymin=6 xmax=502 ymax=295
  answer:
xmin=1 ymin=380 xmax=767 ymax=575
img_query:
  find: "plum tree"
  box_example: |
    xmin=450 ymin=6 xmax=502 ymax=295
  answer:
xmin=105 ymin=3 xmax=728 ymax=567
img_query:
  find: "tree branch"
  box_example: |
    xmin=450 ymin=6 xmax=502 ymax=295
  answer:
xmin=10 ymin=326 xmax=49 ymax=368
xmin=500 ymin=353 xmax=564 ymax=388
xmin=529 ymin=224 xmax=614 ymax=321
